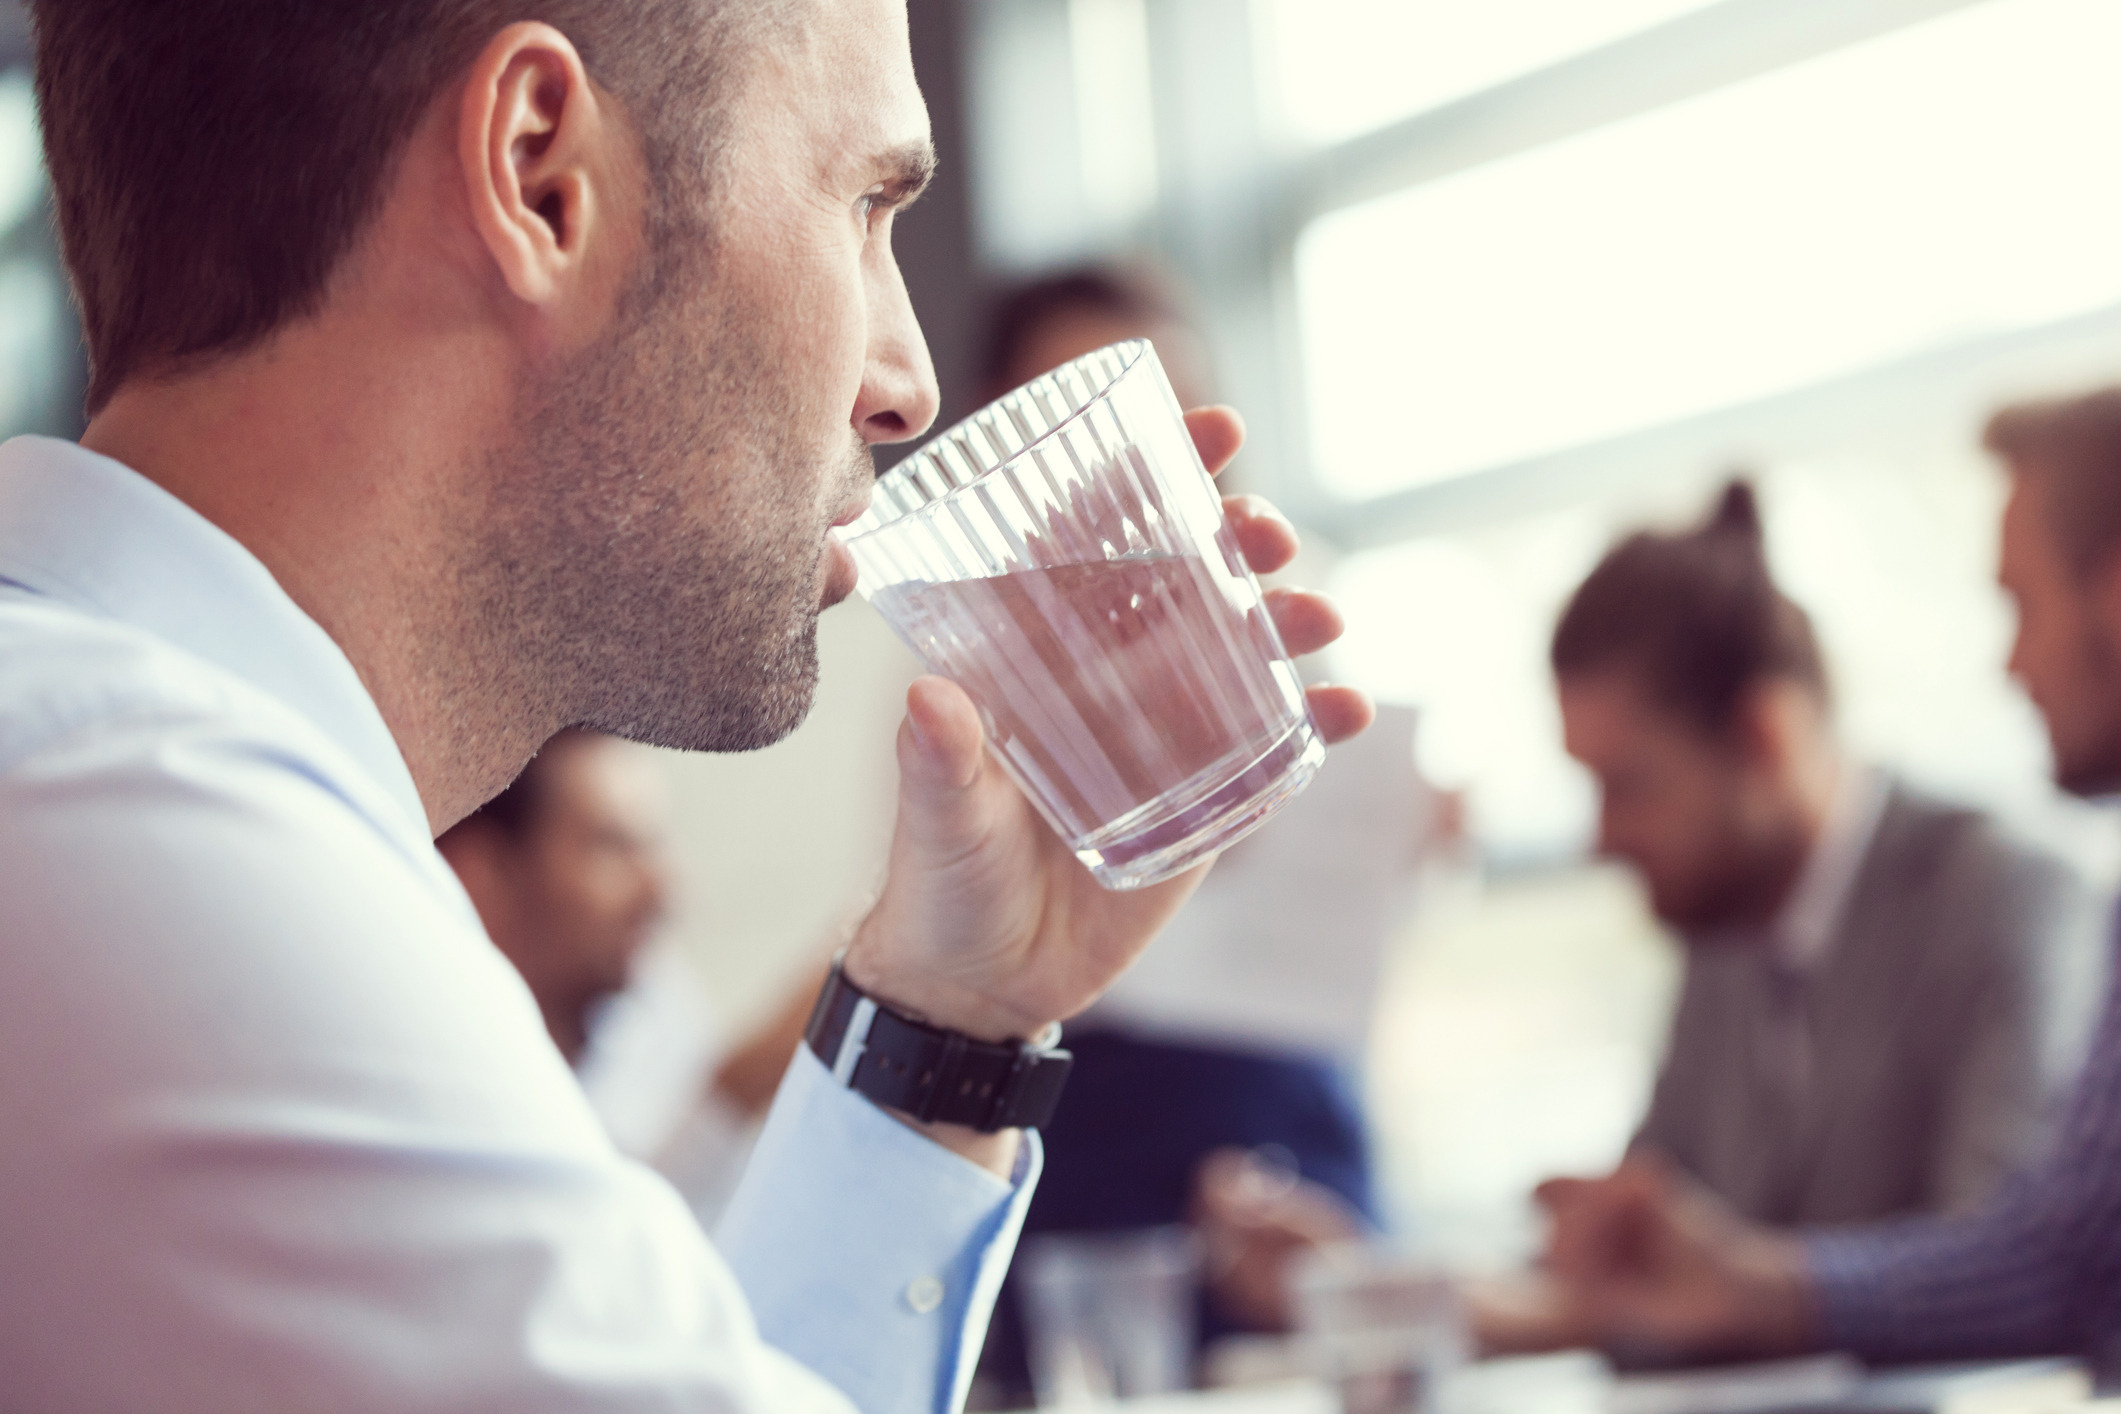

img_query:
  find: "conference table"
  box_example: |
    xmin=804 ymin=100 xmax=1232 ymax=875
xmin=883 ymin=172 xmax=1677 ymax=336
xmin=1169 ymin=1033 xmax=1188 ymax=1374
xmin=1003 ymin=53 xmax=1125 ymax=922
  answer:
xmin=1014 ymin=1352 xmax=2101 ymax=1414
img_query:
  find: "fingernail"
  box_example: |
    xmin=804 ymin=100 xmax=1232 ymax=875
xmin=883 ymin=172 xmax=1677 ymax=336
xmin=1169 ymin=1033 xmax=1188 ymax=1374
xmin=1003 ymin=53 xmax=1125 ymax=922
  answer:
xmin=907 ymin=711 xmax=936 ymax=755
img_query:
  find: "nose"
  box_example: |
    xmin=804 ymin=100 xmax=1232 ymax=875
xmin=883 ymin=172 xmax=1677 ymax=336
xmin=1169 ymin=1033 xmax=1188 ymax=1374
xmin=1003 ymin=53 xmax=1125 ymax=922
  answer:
xmin=852 ymin=242 xmax=941 ymax=445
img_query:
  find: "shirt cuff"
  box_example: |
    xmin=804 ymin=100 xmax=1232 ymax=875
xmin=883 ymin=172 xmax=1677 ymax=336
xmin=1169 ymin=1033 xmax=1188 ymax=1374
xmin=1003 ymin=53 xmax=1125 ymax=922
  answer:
xmin=716 ymin=1046 xmax=1042 ymax=1414
xmin=1802 ymin=1227 xmax=1888 ymax=1352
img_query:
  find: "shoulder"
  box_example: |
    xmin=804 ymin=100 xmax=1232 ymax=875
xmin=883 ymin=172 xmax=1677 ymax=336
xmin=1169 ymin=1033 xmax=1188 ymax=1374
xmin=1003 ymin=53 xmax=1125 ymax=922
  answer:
xmin=1865 ymin=780 xmax=2096 ymax=969
xmin=0 ymin=587 xmax=478 ymax=1007
xmin=0 ymin=589 xmax=423 ymax=849
xmin=0 ymin=590 xmax=264 ymax=772
xmin=0 ymin=589 xmax=585 ymax=1141
xmin=1873 ymin=782 xmax=2081 ymax=899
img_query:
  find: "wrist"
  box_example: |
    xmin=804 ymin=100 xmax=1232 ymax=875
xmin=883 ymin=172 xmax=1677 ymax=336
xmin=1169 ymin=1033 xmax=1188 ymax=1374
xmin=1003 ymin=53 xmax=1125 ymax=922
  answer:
xmin=1728 ymin=1232 xmax=1818 ymax=1354
xmin=808 ymin=954 xmax=1051 ymax=1180
xmin=840 ymin=928 xmax=1051 ymax=1045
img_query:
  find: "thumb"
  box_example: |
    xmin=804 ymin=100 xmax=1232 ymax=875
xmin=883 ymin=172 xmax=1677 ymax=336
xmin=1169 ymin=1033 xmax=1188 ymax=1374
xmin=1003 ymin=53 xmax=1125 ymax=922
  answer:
xmin=896 ymin=677 xmax=992 ymax=845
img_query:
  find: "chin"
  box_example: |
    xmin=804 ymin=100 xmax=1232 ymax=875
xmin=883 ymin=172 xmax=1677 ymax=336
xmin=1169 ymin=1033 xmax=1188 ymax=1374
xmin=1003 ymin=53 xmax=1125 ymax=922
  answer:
xmin=1650 ymin=882 xmax=1740 ymax=937
xmin=2047 ymin=709 xmax=2121 ymax=796
xmin=716 ymin=635 xmax=825 ymax=752
xmin=2055 ymin=751 xmax=2121 ymax=800
xmin=588 ymin=624 xmax=820 ymax=756
xmin=695 ymin=671 xmax=819 ymax=753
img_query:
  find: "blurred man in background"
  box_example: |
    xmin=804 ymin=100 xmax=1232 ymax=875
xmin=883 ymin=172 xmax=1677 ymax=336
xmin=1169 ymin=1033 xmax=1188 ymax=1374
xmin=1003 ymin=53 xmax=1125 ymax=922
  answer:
xmin=440 ymin=730 xmax=673 ymax=1065
xmin=441 ymin=730 xmax=795 ymax=1226
xmin=1513 ymin=390 xmax=2121 ymax=1373
xmin=1550 ymin=479 xmax=2102 ymax=1232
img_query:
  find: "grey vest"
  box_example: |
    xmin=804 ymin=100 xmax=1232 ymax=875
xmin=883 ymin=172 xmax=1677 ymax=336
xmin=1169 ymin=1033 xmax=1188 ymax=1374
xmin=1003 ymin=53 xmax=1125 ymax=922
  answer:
xmin=1632 ymin=782 xmax=2108 ymax=1227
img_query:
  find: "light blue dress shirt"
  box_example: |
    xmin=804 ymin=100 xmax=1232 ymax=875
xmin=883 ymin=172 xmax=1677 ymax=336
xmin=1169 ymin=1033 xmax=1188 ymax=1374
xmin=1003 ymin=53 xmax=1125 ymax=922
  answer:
xmin=0 ymin=435 xmax=1039 ymax=1413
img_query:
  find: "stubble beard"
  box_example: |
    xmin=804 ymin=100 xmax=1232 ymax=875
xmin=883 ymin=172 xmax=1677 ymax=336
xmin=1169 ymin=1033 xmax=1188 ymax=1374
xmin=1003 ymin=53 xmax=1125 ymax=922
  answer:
xmin=2053 ymin=622 xmax=2121 ymax=798
xmin=464 ymin=226 xmax=870 ymax=756
xmin=1656 ymin=814 xmax=1810 ymax=939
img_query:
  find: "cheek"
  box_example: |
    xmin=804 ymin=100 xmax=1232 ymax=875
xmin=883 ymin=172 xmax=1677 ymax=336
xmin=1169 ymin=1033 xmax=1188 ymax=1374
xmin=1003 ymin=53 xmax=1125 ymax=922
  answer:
xmin=1652 ymin=776 xmax=1733 ymax=857
xmin=1607 ymin=792 xmax=1692 ymax=871
xmin=722 ymin=235 xmax=864 ymax=404
xmin=790 ymin=238 xmax=873 ymax=402
xmin=2018 ymin=598 xmax=2085 ymax=704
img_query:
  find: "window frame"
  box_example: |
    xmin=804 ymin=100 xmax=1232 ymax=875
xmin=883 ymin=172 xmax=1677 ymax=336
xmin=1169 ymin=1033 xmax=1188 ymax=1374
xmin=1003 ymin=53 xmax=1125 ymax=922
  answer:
xmin=1139 ymin=0 xmax=2119 ymax=548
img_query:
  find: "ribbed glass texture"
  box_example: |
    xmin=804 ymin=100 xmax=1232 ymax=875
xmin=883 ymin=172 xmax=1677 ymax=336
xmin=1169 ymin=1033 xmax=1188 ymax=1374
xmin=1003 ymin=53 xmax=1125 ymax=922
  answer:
xmin=841 ymin=340 xmax=1322 ymax=889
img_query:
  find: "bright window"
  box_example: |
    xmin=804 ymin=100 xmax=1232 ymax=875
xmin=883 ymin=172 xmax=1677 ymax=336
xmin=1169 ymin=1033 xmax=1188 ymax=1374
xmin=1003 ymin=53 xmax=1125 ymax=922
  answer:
xmin=1263 ymin=0 xmax=1717 ymax=146
xmin=0 ymin=69 xmax=69 ymax=439
xmin=1297 ymin=0 xmax=2121 ymax=500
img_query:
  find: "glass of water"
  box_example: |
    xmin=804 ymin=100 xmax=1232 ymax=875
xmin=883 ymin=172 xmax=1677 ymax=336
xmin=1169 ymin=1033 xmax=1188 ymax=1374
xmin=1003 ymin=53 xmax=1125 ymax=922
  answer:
xmin=838 ymin=339 xmax=1323 ymax=890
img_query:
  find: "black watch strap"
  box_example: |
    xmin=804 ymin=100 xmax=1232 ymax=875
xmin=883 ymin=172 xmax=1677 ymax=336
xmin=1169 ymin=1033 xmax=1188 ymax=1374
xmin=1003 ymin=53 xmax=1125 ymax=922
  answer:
xmin=803 ymin=962 xmax=1073 ymax=1132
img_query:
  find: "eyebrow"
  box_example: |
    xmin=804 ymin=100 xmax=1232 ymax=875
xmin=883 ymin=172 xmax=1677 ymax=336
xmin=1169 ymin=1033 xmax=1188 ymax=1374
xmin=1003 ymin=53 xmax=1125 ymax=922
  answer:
xmin=875 ymin=141 xmax=938 ymax=206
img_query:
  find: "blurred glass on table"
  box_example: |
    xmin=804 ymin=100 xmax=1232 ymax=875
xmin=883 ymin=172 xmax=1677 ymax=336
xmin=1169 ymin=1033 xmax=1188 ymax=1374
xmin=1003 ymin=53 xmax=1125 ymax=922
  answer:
xmin=1291 ymin=1248 xmax=1468 ymax=1414
xmin=1021 ymin=1226 xmax=1204 ymax=1406
xmin=1204 ymin=1246 xmax=1468 ymax=1414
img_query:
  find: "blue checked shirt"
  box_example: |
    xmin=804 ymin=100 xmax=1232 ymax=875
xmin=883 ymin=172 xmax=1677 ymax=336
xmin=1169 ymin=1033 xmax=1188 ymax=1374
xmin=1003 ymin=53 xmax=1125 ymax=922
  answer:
xmin=1808 ymin=916 xmax=2121 ymax=1366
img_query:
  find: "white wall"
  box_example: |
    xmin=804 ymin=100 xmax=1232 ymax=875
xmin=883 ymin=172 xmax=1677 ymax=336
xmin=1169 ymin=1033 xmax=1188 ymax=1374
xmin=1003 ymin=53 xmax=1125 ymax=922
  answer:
xmin=649 ymin=604 xmax=919 ymax=1029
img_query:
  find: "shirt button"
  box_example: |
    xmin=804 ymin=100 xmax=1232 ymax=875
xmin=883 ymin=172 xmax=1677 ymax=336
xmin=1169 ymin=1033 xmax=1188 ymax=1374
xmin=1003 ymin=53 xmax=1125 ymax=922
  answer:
xmin=905 ymin=1276 xmax=945 ymax=1314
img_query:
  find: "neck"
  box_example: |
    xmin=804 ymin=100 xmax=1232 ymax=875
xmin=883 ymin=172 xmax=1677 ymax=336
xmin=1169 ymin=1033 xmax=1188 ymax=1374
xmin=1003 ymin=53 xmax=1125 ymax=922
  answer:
xmin=81 ymin=326 xmax=548 ymax=834
xmin=1748 ymin=743 xmax=1846 ymax=928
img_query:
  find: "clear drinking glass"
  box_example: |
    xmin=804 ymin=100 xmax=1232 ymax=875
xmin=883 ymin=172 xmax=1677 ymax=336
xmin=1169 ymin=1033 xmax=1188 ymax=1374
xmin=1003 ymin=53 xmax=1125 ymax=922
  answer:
xmin=838 ymin=339 xmax=1324 ymax=890
xmin=1290 ymin=1247 xmax=1469 ymax=1414
xmin=1019 ymin=1226 xmax=1203 ymax=1406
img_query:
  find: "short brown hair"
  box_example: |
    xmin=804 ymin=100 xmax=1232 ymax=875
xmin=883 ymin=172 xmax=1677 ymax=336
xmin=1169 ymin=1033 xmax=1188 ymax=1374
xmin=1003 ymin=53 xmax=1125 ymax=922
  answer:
xmin=1985 ymin=388 xmax=2121 ymax=577
xmin=1552 ymin=480 xmax=1827 ymax=735
xmin=32 ymin=0 xmax=752 ymax=415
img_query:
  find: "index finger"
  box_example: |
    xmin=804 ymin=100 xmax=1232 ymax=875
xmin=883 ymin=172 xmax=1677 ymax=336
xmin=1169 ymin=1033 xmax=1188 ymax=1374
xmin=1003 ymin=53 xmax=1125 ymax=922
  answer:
xmin=1185 ymin=406 xmax=1246 ymax=477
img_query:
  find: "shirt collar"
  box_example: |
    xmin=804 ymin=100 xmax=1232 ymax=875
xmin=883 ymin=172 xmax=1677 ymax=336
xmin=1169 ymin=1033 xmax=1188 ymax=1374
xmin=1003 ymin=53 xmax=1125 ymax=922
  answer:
xmin=0 ymin=435 xmax=430 ymax=838
xmin=1772 ymin=763 xmax=1891 ymax=974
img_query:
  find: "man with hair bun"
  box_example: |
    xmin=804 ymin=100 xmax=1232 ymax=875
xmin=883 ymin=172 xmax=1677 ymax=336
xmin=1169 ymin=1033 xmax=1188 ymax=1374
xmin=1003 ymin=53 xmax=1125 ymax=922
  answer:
xmin=1546 ymin=479 xmax=2102 ymax=1235
xmin=1485 ymin=406 xmax=2121 ymax=1369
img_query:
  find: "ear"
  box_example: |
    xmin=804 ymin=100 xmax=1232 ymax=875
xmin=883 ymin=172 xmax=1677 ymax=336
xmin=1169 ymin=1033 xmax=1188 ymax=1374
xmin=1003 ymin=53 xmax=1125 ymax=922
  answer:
xmin=1732 ymin=679 xmax=1799 ymax=774
xmin=1736 ymin=676 xmax=1833 ymax=784
xmin=456 ymin=22 xmax=628 ymax=308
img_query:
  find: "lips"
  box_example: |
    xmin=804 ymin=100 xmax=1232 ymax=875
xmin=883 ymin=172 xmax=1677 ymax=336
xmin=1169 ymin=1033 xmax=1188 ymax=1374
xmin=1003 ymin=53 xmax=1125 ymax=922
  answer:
xmin=822 ymin=536 xmax=860 ymax=607
xmin=831 ymin=487 xmax=875 ymax=530
xmin=821 ymin=479 xmax=872 ymax=606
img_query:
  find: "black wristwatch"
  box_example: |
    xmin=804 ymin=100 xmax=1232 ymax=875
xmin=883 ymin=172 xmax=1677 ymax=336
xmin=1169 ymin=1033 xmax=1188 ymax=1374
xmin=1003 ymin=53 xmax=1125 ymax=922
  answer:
xmin=803 ymin=960 xmax=1073 ymax=1132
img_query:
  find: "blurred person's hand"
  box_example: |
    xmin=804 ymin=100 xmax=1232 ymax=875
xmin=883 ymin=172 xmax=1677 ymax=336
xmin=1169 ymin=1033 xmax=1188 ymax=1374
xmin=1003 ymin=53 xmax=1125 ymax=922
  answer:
xmin=1462 ymin=1269 xmax=1597 ymax=1356
xmin=1534 ymin=1152 xmax=1816 ymax=1359
xmin=843 ymin=408 xmax=1372 ymax=1171
xmin=1192 ymin=1145 xmax=1369 ymax=1331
